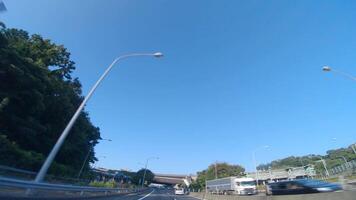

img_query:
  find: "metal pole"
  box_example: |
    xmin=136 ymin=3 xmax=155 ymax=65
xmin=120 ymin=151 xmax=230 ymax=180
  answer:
xmin=252 ymin=151 xmax=258 ymax=185
xmin=142 ymin=159 xmax=149 ymax=187
xmin=320 ymin=159 xmax=330 ymax=177
xmin=77 ymin=138 xmax=111 ymax=179
xmin=252 ymin=145 xmax=269 ymax=185
xmin=351 ymin=144 xmax=356 ymax=155
xmin=214 ymin=162 xmax=218 ymax=179
xmin=77 ymin=144 xmax=93 ymax=179
xmin=340 ymin=156 xmax=348 ymax=163
xmin=34 ymin=53 xmax=163 ymax=183
xmin=299 ymin=158 xmax=305 ymax=166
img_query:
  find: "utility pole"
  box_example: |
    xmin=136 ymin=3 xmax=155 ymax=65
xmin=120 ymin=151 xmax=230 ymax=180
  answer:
xmin=141 ymin=157 xmax=159 ymax=187
xmin=351 ymin=144 xmax=356 ymax=155
xmin=299 ymin=158 xmax=305 ymax=166
xmin=214 ymin=162 xmax=218 ymax=179
xmin=317 ymin=158 xmax=330 ymax=177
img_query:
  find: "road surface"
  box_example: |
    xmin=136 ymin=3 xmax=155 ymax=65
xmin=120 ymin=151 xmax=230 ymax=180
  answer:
xmin=2 ymin=188 xmax=356 ymax=200
xmin=0 ymin=188 xmax=198 ymax=200
xmin=102 ymin=188 xmax=198 ymax=200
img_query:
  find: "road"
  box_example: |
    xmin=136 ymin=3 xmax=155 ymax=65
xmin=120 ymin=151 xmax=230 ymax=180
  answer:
xmin=2 ymin=187 xmax=356 ymax=200
xmin=0 ymin=188 xmax=199 ymax=200
xmin=102 ymin=188 xmax=198 ymax=200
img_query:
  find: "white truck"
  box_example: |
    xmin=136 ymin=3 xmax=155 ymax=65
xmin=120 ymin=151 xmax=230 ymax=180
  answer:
xmin=206 ymin=177 xmax=257 ymax=195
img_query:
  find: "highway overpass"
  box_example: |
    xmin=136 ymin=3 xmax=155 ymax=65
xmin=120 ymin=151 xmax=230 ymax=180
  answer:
xmin=153 ymin=173 xmax=196 ymax=186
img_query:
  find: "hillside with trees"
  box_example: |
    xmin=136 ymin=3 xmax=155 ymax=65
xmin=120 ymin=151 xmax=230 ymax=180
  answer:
xmin=0 ymin=22 xmax=101 ymax=178
xmin=257 ymin=144 xmax=356 ymax=174
xmin=190 ymin=162 xmax=245 ymax=190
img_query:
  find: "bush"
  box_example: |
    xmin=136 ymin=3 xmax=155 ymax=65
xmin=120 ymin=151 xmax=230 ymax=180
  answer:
xmin=89 ymin=180 xmax=117 ymax=188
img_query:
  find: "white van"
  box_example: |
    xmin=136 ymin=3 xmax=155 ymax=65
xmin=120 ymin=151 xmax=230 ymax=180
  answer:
xmin=174 ymin=188 xmax=185 ymax=195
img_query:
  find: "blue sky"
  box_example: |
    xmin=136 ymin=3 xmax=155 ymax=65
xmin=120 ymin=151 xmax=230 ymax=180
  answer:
xmin=2 ymin=0 xmax=356 ymax=174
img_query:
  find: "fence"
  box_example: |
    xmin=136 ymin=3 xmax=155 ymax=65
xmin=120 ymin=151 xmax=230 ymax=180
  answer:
xmin=329 ymin=159 xmax=356 ymax=176
xmin=0 ymin=165 xmax=144 ymax=198
xmin=0 ymin=176 xmax=143 ymax=198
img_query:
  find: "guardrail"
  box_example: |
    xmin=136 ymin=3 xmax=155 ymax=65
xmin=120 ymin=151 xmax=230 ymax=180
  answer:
xmin=0 ymin=176 xmax=143 ymax=198
xmin=0 ymin=164 xmax=93 ymax=185
xmin=190 ymin=191 xmax=356 ymax=200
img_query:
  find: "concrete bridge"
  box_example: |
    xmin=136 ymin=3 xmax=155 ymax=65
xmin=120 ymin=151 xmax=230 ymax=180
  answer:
xmin=153 ymin=173 xmax=196 ymax=186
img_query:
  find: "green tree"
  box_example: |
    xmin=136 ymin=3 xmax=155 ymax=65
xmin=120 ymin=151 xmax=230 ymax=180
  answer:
xmin=0 ymin=23 xmax=101 ymax=178
xmin=132 ymin=169 xmax=155 ymax=186
xmin=191 ymin=162 xmax=245 ymax=190
xmin=257 ymin=144 xmax=356 ymax=175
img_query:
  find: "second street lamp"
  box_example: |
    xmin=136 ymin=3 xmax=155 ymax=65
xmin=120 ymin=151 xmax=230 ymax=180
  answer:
xmin=252 ymin=145 xmax=269 ymax=185
xmin=315 ymin=157 xmax=330 ymax=177
xmin=34 ymin=52 xmax=163 ymax=183
xmin=77 ymin=138 xmax=112 ymax=179
xmin=142 ymin=157 xmax=159 ymax=187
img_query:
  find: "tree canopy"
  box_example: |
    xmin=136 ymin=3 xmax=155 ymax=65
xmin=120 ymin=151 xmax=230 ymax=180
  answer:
xmin=257 ymin=144 xmax=356 ymax=174
xmin=191 ymin=162 xmax=245 ymax=190
xmin=0 ymin=23 xmax=101 ymax=178
xmin=131 ymin=169 xmax=154 ymax=186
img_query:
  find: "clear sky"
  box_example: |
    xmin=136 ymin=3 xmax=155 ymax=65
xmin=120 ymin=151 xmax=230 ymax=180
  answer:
xmin=2 ymin=0 xmax=356 ymax=174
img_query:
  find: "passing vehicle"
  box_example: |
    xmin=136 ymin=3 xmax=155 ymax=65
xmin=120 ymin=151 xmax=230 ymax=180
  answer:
xmin=174 ymin=188 xmax=186 ymax=195
xmin=206 ymin=177 xmax=257 ymax=195
xmin=266 ymin=179 xmax=342 ymax=195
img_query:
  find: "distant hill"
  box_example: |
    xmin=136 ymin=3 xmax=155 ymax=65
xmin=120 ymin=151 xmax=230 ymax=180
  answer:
xmin=257 ymin=143 xmax=356 ymax=174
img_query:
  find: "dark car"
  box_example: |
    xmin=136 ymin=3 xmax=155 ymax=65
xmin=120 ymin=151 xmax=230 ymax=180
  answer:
xmin=266 ymin=179 xmax=342 ymax=195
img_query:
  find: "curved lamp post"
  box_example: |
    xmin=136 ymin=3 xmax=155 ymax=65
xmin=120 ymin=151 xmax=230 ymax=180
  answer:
xmin=142 ymin=156 xmax=159 ymax=187
xmin=77 ymin=138 xmax=112 ymax=179
xmin=34 ymin=52 xmax=163 ymax=183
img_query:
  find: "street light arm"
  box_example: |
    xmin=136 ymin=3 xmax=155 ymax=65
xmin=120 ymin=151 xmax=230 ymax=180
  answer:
xmin=323 ymin=66 xmax=356 ymax=82
xmin=253 ymin=145 xmax=269 ymax=153
xmin=34 ymin=52 xmax=162 ymax=183
xmin=331 ymin=69 xmax=356 ymax=81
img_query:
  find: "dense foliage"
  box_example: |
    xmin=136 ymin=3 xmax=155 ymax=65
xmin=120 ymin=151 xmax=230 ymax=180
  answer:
xmin=257 ymin=144 xmax=356 ymax=174
xmin=190 ymin=162 xmax=245 ymax=190
xmin=131 ymin=169 xmax=155 ymax=186
xmin=0 ymin=23 xmax=101 ymax=178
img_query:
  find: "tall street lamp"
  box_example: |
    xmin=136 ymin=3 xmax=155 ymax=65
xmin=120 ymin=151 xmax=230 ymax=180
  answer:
xmin=77 ymin=138 xmax=112 ymax=179
xmin=34 ymin=52 xmax=163 ymax=183
xmin=214 ymin=161 xmax=218 ymax=179
xmin=92 ymin=156 xmax=107 ymax=169
xmin=315 ymin=157 xmax=330 ymax=177
xmin=142 ymin=157 xmax=159 ymax=187
xmin=252 ymin=145 xmax=269 ymax=185
xmin=351 ymin=144 xmax=356 ymax=155
xmin=323 ymin=68 xmax=356 ymax=155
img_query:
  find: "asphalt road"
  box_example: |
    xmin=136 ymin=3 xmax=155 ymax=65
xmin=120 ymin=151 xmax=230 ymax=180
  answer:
xmin=100 ymin=188 xmax=199 ymax=200
xmin=3 ymin=188 xmax=355 ymax=200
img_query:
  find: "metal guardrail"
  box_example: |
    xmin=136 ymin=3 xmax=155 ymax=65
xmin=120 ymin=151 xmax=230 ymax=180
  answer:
xmin=0 ymin=165 xmax=36 ymax=175
xmin=0 ymin=176 xmax=142 ymax=197
xmin=0 ymin=164 xmax=92 ymax=185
